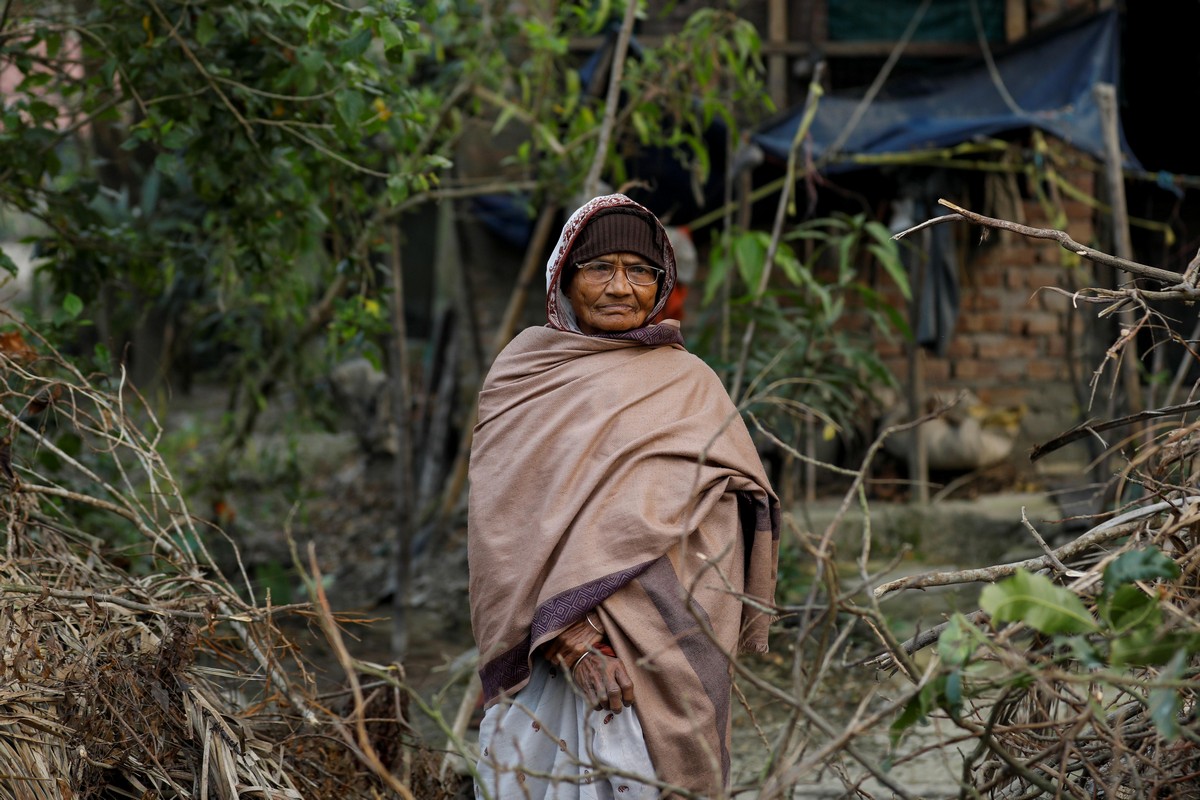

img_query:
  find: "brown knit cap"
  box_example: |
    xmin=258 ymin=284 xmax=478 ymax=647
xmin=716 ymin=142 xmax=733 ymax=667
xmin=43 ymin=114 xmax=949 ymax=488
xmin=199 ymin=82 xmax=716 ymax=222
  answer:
xmin=569 ymin=209 xmax=664 ymax=269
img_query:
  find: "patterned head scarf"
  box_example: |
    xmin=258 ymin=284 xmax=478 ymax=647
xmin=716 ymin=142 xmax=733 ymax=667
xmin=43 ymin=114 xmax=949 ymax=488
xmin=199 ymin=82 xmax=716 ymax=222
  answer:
xmin=545 ymin=194 xmax=678 ymax=337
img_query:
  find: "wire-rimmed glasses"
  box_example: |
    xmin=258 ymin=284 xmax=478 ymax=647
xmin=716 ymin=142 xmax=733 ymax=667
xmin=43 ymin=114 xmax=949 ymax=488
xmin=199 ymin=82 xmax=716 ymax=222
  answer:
xmin=575 ymin=261 xmax=663 ymax=286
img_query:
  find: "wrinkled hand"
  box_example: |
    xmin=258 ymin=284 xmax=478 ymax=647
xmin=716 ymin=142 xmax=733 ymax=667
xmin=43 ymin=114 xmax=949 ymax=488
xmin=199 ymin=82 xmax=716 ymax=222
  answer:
xmin=572 ymin=650 xmax=636 ymax=712
xmin=542 ymin=617 xmax=602 ymax=668
xmin=540 ymin=616 xmax=634 ymax=711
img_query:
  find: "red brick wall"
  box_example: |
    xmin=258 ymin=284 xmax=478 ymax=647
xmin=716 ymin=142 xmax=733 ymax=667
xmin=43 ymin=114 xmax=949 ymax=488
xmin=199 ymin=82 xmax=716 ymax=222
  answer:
xmin=831 ymin=165 xmax=1103 ymax=463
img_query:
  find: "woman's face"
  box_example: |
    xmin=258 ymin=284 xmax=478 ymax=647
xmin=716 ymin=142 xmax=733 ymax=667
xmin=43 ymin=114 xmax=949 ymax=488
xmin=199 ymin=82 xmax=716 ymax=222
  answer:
xmin=565 ymin=252 xmax=660 ymax=334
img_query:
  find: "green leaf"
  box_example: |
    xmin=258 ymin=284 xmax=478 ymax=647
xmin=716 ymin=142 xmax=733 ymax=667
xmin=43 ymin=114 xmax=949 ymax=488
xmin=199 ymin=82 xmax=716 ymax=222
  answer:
xmin=378 ymin=18 xmax=405 ymax=53
xmin=0 ymin=248 xmax=17 ymax=278
xmin=937 ymin=614 xmax=974 ymax=667
xmin=889 ymin=688 xmax=930 ymax=744
xmin=1102 ymin=547 xmax=1180 ymax=597
xmin=1110 ymin=630 xmax=1199 ymax=668
xmin=868 ymin=241 xmax=910 ymax=300
xmin=339 ymin=27 xmax=373 ymax=60
xmin=93 ymin=342 xmax=112 ymax=369
xmin=195 ymin=14 xmax=217 ymax=46
xmin=335 ymin=90 xmax=365 ymax=128
xmin=62 ymin=293 xmax=84 ymax=318
xmin=160 ymin=126 xmax=189 ymax=150
xmin=296 ymin=47 xmax=324 ymax=74
xmin=774 ymin=245 xmax=803 ymax=286
xmin=1066 ymin=635 xmax=1103 ymax=669
xmin=734 ymin=232 xmax=766 ymax=296
xmin=702 ymin=245 xmax=731 ymax=306
xmin=942 ymin=669 xmax=962 ymax=715
xmin=304 ymin=5 xmax=331 ymax=35
xmin=1149 ymin=649 xmax=1187 ymax=741
xmin=385 ymin=174 xmax=409 ymax=205
xmin=1098 ymin=584 xmax=1160 ymax=633
xmin=979 ymin=569 xmax=1098 ymax=635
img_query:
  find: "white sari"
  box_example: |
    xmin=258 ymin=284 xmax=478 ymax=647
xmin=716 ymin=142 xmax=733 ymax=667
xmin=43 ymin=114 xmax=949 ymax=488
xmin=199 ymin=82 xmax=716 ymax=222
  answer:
xmin=475 ymin=661 xmax=658 ymax=800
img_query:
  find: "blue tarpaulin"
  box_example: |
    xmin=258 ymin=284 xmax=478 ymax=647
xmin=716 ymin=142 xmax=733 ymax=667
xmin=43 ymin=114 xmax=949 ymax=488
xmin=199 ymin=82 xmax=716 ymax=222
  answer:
xmin=752 ymin=9 xmax=1142 ymax=172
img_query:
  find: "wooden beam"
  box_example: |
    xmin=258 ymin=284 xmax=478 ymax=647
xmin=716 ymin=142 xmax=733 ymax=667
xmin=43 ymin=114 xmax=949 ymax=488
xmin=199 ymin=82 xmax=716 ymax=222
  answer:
xmin=568 ymin=36 xmax=986 ymax=60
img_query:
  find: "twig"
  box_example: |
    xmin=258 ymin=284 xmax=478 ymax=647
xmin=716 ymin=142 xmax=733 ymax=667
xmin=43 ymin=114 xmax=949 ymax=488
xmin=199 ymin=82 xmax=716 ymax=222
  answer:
xmin=937 ymin=198 xmax=1185 ymax=286
xmin=1029 ymin=398 xmax=1200 ymax=462
xmin=873 ymin=497 xmax=1200 ymax=598
xmin=1020 ymin=506 xmax=1075 ymax=576
xmin=859 ymin=610 xmax=989 ymax=670
xmin=582 ymin=0 xmax=638 ymax=197
xmin=305 ymin=543 xmax=416 ymax=799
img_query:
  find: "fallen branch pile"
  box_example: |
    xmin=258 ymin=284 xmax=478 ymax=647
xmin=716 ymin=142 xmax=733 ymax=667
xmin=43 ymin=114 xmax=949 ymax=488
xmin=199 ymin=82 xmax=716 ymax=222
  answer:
xmin=0 ymin=328 xmax=461 ymax=799
xmin=855 ymin=200 xmax=1200 ymax=798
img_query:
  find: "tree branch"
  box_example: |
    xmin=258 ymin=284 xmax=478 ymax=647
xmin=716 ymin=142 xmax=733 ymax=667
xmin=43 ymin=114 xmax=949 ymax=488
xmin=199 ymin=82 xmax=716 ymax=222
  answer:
xmin=936 ymin=198 xmax=1186 ymax=286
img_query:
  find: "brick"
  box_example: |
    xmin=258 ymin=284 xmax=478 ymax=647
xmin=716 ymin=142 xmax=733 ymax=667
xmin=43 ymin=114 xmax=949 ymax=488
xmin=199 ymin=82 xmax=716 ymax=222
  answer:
xmin=978 ymin=386 xmax=1028 ymax=407
xmin=915 ymin=358 xmax=949 ymax=383
xmin=958 ymin=313 xmax=987 ymax=333
xmin=875 ymin=339 xmax=904 ymax=358
xmin=1027 ymin=360 xmax=1064 ymax=380
xmin=979 ymin=338 xmax=1037 ymax=360
xmin=1066 ymin=221 xmax=1094 ymax=243
xmin=979 ymin=313 xmax=1008 ymax=334
xmin=953 ymin=360 xmax=986 ymax=379
xmin=946 ymin=338 xmax=975 ymax=359
xmin=1027 ymin=266 xmax=1064 ymax=288
xmin=971 ymin=269 xmax=1004 ymax=288
xmin=984 ymin=243 xmax=1040 ymax=268
xmin=1023 ymin=314 xmax=1060 ymax=336
xmin=1060 ymin=170 xmax=1095 ymax=191
xmin=963 ymin=291 xmax=1002 ymax=312
xmin=974 ymin=331 xmax=1012 ymax=357
xmin=995 ymin=360 xmax=1030 ymax=382
xmin=1062 ymin=199 xmax=1093 ymax=221
xmin=1046 ymin=338 xmax=1068 ymax=358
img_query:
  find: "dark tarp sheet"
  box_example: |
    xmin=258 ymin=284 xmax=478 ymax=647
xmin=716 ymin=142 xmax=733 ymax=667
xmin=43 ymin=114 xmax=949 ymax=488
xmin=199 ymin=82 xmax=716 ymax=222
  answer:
xmin=753 ymin=9 xmax=1142 ymax=172
xmin=828 ymin=0 xmax=1005 ymax=43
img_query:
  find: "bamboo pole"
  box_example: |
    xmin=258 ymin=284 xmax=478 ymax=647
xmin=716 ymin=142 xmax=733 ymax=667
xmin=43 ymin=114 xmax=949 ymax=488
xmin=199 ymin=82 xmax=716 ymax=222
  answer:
xmin=1094 ymin=82 xmax=1144 ymax=442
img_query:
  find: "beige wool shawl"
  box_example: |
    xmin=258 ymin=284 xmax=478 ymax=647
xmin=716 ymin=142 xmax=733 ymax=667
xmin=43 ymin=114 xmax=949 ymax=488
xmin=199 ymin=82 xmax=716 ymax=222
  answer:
xmin=468 ymin=322 xmax=780 ymax=795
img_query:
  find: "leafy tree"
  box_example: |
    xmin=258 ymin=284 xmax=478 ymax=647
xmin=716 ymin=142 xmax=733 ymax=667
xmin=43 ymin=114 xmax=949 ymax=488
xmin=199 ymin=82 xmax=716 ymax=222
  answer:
xmin=1 ymin=0 xmax=784 ymax=654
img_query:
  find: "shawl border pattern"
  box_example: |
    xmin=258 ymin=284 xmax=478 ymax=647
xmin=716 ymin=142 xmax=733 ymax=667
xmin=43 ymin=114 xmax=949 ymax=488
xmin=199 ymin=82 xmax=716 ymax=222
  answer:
xmin=479 ymin=559 xmax=657 ymax=701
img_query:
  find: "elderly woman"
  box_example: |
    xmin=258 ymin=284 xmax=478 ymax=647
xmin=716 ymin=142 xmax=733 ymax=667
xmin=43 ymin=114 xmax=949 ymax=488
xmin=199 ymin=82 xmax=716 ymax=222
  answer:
xmin=469 ymin=194 xmax=780 ymax=799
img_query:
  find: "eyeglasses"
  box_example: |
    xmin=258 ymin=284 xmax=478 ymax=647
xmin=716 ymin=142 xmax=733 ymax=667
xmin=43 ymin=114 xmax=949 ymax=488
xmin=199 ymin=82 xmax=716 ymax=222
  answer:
xmin=575 ymin=261 xmax=664 ymax=286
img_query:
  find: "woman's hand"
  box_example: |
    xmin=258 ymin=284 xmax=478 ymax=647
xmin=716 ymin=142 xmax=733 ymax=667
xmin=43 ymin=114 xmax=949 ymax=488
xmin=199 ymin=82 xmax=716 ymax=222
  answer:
xmin=541 ymin=614 xmax=634 ymax=711
xmin=542 ymin=617 xmax=602 ymax=668
xmin=572 ymin=651 xmax=636 ymax=712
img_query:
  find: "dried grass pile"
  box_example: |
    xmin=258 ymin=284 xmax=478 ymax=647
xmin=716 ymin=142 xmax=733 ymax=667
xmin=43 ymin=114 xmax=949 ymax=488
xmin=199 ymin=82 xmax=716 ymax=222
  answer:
xmin=0 ymin=329 xmax=463 ymax=799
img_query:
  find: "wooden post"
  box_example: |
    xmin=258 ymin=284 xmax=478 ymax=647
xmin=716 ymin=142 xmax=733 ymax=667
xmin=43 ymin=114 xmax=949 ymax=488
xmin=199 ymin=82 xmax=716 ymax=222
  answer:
xmin=767 ymin=0 xmax=788 ymax=109
xmin=1004 ymin=0 xmax=1026 ymax=43
xmin=907 ymin=230 xmax=929 ymax=504
xmin=1095 ymin=82 xmax=1143 ymax=431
